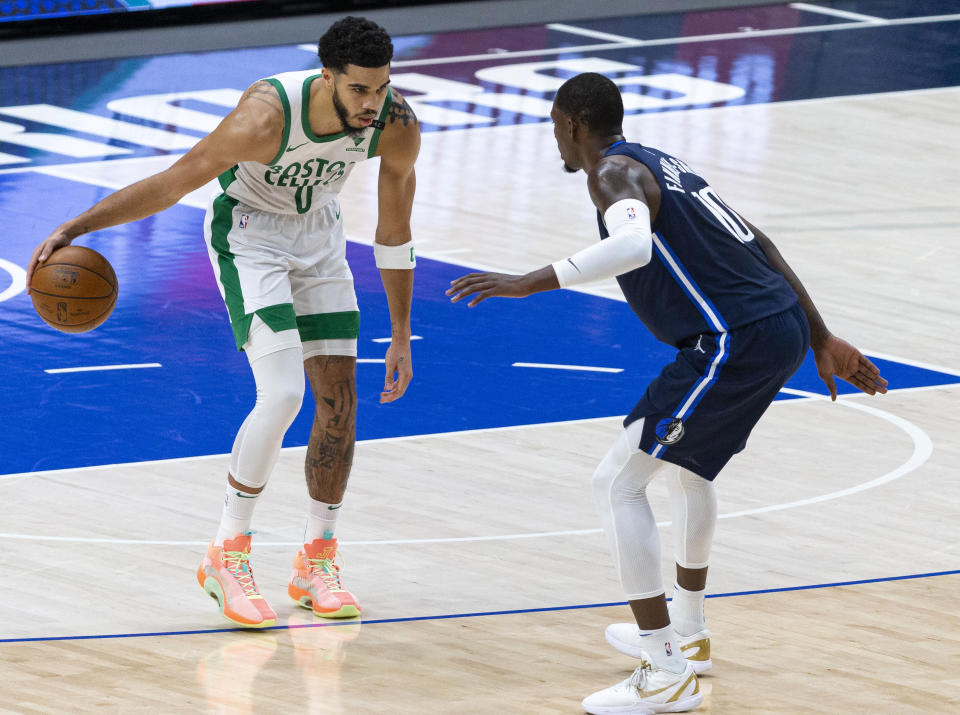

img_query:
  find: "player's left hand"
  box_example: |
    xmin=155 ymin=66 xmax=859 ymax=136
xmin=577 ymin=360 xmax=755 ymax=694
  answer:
xmin=446 ymin=272 xmax=529 ymax=307
xmin=381 ymin=338 xmax=412 ymax=403
xmin=813 ymin=334 xmax=888 ymax=401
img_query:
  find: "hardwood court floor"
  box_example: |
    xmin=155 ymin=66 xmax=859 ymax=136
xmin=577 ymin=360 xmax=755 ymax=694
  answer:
xmin=3 ymin=575 xmax=957 ymax=713
xmin=2 ymin=382 xmax=958 ymax=712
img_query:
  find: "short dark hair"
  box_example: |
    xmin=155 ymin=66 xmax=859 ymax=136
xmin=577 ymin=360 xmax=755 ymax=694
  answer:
xmin=554 ymin=73 xmax=624 ymax=135
xmin=318 ymin=16 xmax=394 ymax=72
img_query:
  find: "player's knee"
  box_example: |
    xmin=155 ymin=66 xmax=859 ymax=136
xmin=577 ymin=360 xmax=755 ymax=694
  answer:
xmin=592 ymin=431 xmax=632 ymax=505
xmin=594 ymin=433 xmax=665 ymax=508
xmin=255 ymin=373 xmax=304 ymax=429
xmin=271 ymin=379 xmax=305 ymax=422
xmin=668 ymin=467 xmax=717 ymax=510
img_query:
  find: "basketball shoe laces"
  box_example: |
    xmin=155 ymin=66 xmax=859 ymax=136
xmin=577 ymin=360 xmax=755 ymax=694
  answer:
xmin=628 ymin=659 xmax=655 ymax=693
xmin=223 ymin=550 xmax=260 ymax=597
xmin=307 ymin=553 xmax=345 ymax=592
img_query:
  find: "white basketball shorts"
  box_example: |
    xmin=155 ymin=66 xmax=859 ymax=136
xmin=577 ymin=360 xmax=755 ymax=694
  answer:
xmin=203 ymin=192 xmax=359 ymax=357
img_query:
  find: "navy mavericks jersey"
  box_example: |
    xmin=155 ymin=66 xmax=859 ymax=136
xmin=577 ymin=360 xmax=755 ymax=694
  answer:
xmin=598 ymin=142 xmax=798 ymax=347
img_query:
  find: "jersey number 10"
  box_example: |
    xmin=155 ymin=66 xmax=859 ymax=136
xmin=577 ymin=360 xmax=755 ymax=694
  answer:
xmin=693 ymin=186 xmax=754 ymax=243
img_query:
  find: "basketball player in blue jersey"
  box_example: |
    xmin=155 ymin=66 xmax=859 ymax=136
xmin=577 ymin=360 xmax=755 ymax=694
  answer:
xmin=448 ymin=72 xmax=887 ymax=714
xmin=26 ymin=17 xmax=419 ymax=629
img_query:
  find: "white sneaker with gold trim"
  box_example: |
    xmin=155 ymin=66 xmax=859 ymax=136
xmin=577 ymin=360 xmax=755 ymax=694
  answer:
xmin=605 ymin=624 xmax=712 ymax=674
xmin=581 ymin=659 xmax=701 ymax=714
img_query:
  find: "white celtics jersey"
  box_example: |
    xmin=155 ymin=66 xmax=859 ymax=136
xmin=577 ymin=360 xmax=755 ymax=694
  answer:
xmin=218 ymin=69 xmax=392 ymax=215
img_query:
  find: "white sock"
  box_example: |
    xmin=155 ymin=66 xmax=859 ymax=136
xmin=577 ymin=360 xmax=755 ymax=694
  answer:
xmin=670 ymin=584 xmax=706 ymax=636
xmin=304 ymin=499 xmax=342 ymax=543
xmin=214 ymin=485 xmax=260 ymax=546
xmin=639 ymin=624 xmax=687 ymax=673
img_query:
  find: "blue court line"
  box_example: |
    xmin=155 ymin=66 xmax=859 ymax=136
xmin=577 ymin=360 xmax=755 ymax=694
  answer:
xmin=2 ymin=568 xmax=955 ymax=645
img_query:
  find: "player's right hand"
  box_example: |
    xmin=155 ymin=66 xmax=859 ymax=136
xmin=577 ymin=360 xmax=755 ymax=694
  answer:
xmin=27 ymin=232 xmax=73 ymax=294
xmin=380 ymin=338 xmax=413 ymax=403
xmin=446 ymin=271 xmax=530 ymax=307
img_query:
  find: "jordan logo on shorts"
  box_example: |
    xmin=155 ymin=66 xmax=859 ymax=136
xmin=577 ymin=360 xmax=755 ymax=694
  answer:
xmin=694 ymin=335 xmax=706 ymax=354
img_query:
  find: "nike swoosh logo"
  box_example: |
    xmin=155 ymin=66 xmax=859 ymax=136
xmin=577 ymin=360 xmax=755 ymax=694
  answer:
xmin=327 ymin=504 xmax=342 ymax=510
xmin=566 ymin=258 xmax=581 ymax=273
xmin=639 ymin=672 xmax=696 ymax=700
xmin=235 ymin=491 xmax=258 ymax=499
xmin=286 ymin=142 xmax=308 ymax=152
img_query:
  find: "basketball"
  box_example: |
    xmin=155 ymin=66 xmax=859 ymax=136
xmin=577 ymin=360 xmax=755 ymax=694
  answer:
xmin=30 ymin=245 xmax=118 ymax=333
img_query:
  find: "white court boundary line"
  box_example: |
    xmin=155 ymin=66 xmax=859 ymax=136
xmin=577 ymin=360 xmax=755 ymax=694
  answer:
xmin=0 ymin=258 xmax=26 ymax=303
xmin=513 ymin=362 xmax=624 ymax=373
xmin=44 ymin=363 xmax=161 ymax=374
xmin=545 ymin=23 xmax=638 ymax=43
xmin=294 ymin=12 xmax=959 ymax=68
xmin=0 ymin=390 xmax=934 ymax=546
xmin=789 ymin=2 xmax=887 ymax=24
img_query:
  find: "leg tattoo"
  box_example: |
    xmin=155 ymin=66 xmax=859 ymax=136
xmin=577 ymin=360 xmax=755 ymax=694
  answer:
xmin=304 ymin=357 xmax=357 ymax=503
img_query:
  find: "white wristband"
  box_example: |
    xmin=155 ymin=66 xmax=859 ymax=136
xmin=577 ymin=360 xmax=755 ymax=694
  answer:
xmin=374 ymin=240 xmax=416 ymax=269
xmin=552 ymin=199 xmax=652 ymax=288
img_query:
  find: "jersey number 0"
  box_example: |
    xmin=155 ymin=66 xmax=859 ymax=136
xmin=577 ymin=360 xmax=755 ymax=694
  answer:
xmin=693 ymin=186 xmax=754 ymax=243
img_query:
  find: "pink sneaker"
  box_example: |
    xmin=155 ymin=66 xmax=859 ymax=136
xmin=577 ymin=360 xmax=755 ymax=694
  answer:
xmin=288 ymin=537 xmax=361 ymax=618
xmin=196 ymin=533 xmax=277 ymax=628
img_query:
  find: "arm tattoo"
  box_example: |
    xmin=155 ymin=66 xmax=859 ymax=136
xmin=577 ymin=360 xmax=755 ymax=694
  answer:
xmin=241 ymin=81 xmax=283 ymax=116
xmin=388 ymin=91 xmax=418 ymax=127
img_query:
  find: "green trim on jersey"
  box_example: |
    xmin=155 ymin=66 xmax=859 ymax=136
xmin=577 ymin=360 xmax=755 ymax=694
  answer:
xmin=296 ymin=311 xmax=361 ymax=341
xmin=264 ymin=78 xmax=291 ymax=165
xmin=217 ymin=165 xmax=237 ymax=191
xmin=367 ymin=89 xmax=394 ymax=158
xmin=301 ymin=74 xmax=345 ymax=143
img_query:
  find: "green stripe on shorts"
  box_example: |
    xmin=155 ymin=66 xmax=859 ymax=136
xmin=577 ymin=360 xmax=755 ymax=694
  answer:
xmin=208 ymin=185 xmax=250 ymax=349
xmin=254 ymin=304 xmax=298 ymax=334
xmin=296 ymin=311 xmax=361 ymax=341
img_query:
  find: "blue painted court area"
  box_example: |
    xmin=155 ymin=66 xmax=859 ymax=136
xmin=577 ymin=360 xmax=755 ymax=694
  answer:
xmin=1 ymin=2 xmax=959 ymax=474
xmin=1 ymin=169 xmax=957 ymax=474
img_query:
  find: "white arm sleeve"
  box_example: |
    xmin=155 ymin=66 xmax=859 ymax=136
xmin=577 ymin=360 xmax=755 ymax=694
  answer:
xmin=551 ymin=199 xmax=652 ymax=288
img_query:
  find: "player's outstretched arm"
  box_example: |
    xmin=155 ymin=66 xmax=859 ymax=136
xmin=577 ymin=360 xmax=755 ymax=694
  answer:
xmin=447 ymin=156 xmax=655 ymax=307
xmin=374 ymin=89 xmax=420 ymax=403
xmin=747 ymin=219 xmax=888 ymax=401
xmin=26 ymin=81 xmax=284 ymax=293
xmin=446 ymin=267 xmax=559 ymax=307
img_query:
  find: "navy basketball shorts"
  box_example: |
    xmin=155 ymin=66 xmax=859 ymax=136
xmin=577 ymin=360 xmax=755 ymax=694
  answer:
xmin=624 ymin=301 xmax=810 ymax=481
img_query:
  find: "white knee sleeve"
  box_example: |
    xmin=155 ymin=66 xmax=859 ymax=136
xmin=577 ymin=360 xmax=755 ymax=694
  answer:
xmin=230 ymin=318 xmax=305 ymax=488
xmin=592 ymin=420 xmax=672 ymax=600
xmin=666 ymin=467 xmax=717 ymax=569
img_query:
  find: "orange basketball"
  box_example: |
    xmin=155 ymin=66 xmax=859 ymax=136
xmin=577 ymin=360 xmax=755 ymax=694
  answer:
xmin=30 ymin=246 xmax=118 ymax=333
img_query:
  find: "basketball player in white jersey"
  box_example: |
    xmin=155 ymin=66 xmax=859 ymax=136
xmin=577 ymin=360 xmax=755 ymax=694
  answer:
xmin=448 ymin=73 xmax=887 ymax=713
xmin=27 ymin=17 xmax=419 ymax=628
